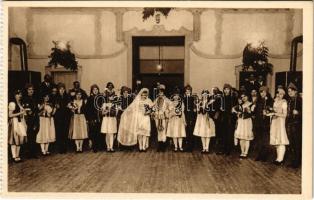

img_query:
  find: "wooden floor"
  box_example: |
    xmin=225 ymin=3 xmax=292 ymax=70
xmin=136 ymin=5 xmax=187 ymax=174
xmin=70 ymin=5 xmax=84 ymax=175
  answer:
xmin=8 ymin=150 xmax=301 ymax=193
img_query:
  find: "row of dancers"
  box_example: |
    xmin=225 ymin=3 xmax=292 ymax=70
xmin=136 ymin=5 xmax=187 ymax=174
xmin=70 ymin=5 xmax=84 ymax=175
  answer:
xmin=8 ymin=78 xmax=302 ymax=168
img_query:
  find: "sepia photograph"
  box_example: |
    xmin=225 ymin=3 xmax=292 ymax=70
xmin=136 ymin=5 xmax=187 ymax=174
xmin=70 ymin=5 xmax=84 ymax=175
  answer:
xmin=1 ymin=1 xmax=313 ymax=199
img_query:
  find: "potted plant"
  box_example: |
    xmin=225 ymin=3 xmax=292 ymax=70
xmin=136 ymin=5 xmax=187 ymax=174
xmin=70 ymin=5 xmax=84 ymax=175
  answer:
xmin=242 ymin=41 xmax=273 ymax=75
xmin=48 ymin=41 xmax=78 ymax=71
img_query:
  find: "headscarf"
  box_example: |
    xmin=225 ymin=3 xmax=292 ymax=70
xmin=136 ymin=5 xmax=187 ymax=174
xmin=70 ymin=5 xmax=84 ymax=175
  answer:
xmin=117 ymin=88 xmax=151 ymax=146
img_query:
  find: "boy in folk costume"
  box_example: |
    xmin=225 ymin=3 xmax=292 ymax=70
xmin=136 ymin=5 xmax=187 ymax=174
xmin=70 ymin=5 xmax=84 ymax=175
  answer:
xmin=23 ymin=84 xmax=40 ymax=158
xmin=183 ymin=85 xmax=197 ymax=152
xmin=153 ymin=84 xmax=171 ymax=152
xmin=220 ymin=84 xmax=237 ymax=155
xmin=286 ymin=83 xmax=302 ymax=168
xmin=253 ymin=86 xmax=274 ymax=161
xmin=166 ymin=88 xmax=186 ymax=152
xmin=101 ymin=91 xmax=119 ymax=152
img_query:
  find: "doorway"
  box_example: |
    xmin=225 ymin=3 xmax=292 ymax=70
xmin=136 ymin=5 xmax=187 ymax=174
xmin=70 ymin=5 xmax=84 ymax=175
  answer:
xmin=132 ymin=36 xmax=185 ymax=96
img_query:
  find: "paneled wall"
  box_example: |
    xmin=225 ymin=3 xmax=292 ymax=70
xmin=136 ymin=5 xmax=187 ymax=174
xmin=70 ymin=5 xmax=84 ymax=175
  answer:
xmin=8 ymin=7 xmax=303 ymax=94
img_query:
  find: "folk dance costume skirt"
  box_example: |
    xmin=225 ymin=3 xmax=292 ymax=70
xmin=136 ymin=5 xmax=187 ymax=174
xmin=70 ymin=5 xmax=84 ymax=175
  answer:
xmin=270 ymin=117 xmax=289 ymax=145
xmin=101 ymin=117 xmax=117 ymax=134
xmin=193 ymin=114 xmax=215 ymax=138
xmin=8 ymin=118 xmax=27 ymax=145
xmin=166 ymin=116 xmax=186 ymax=138
xmin=137 ymin=115 xmax=151 ymax=137
xmin=69 ymin=114 xmax=88 ymax=140
xmin=36 ymin=117 xmax=56 ymax=143
xmin=234 ymin=118 xmax=253 ymax=141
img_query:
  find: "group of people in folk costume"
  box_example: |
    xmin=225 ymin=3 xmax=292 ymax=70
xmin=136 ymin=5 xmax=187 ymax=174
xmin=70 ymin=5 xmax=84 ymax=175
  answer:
xmin=8 ymin=74 xmax=302 ymax=168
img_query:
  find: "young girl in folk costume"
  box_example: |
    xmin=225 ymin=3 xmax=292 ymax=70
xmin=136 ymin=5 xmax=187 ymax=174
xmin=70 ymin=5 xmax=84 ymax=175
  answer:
xmin=153 ymin=84 xmax=171 ymax=152
xmin=193 ymin=90 xmax=216 ymax=153
xmin=68 ymin=91 xmax=88 ymax=152
xmin=268 ymin=87 xmax=289 ymax=165
xmin=36 ymin=93 xmax=56 ymax=155
xmin=166 ymin=89 xmax=186 ymax=152
xmin=233 ymin=92 xmax=254 ymax=158
xmin=101 ymin=92 xmax=118 ymax=152
xmin=118 ymin=88 xmax=153 ymax=152
xmin=8 ymin=90 xmax=28 ymax=162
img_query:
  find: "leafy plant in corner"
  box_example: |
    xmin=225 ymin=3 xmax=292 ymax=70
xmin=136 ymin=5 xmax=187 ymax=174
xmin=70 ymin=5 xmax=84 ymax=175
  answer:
xmin=48 ymin=41 xmax=78 ymax=71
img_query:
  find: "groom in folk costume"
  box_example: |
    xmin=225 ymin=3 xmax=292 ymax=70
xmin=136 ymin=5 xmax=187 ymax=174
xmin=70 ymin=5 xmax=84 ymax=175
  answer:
xmin=153 ymin=84 xmax=170 ymax=152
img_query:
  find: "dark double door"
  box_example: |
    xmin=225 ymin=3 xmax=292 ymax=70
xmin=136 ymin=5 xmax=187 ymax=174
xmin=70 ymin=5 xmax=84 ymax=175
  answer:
xmin=132 ymin=36 xmax=185 ymax=96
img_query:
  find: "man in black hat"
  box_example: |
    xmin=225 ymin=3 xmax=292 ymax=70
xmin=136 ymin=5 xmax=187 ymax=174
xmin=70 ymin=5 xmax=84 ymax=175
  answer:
xmin=69 ymin=81 xmax=87 ymax=100
xmin=39 ymin=74 xmax=55 ymax=96
xmin=182 ymin=85 xmax=197 ymax=152
xmin=286 ymin=82 xmax=302 ymax=168
xmin=22 ymin=83 xmax=40 ymax=158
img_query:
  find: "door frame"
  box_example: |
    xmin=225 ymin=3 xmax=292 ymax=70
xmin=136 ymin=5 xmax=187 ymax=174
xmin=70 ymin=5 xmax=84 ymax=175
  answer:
xmin=123 ymin=25 xmax=193 ymax=88
xmin=132 ymin=36 xmax=185 ymax=90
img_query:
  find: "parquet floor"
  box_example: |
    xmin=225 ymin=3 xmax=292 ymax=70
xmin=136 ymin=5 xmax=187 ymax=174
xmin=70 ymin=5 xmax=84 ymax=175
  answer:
xmin=8 ymin=149 xmax=301 ymax=193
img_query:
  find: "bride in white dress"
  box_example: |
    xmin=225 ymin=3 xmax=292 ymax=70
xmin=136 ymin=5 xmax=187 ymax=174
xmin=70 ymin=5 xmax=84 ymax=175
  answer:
xmin=117 ymin=88 xmax=153 ymax=151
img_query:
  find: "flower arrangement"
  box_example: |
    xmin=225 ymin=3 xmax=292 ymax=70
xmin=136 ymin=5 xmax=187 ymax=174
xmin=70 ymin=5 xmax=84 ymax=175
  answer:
xmin=142 ymin=8 xmax=173 ymax=21
xmin=242 ymin=41 xmax=273 ymax=75
xmin=48 ymin=41 xmax=78 ymax=71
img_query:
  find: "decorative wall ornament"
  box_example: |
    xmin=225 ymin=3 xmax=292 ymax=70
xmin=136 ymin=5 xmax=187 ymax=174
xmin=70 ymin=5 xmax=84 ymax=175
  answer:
xmin=142 ymin=8 xmax=173 ymax=22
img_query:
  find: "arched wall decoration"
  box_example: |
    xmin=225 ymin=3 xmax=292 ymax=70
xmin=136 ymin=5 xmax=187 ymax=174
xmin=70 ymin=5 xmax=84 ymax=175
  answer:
xmin=123 ymin=25 xmax=194 ymax=87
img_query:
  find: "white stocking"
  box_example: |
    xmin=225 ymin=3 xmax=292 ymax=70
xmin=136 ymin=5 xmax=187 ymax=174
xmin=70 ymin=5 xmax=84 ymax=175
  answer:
xmin=40 ymin=143 xmax=46 ymax=153
xmin=173 ymin=138 xmax=178 ymax=149
xmin=244 ymin=140 xmax=250 ymax=155
xmin=277 ymin=145 xmax=286 ymax=162
xmin=240 ymin=140 xmax=245 ymax=155
xmin=105 ymin=134 xmax=110 ymax=149
xmin=142 ymin=136 xmax=147 ymax=150
xmin=16 ymin=146 xmax=21 ymax=158
xmin=138 ymin=135 xmax=143 ymax=150
xmin=45 ymin=143 xmax=49 ymax=152
xmin=205 ymin=138 xmax=210 ymax=151
xmin=201 ymin=137 xmax=206 ymax=150
xmin=75 ymin=140 xmax=80 ymax=151
xmin=178 ymin=138 xmax=183 ymax=149
xmin=11 ymin=145 xmax=17 ymax=158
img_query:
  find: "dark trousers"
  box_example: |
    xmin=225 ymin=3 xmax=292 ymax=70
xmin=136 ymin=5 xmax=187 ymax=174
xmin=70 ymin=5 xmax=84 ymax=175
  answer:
xmin=184 ymin=114 xmax=196 ymax=151
xmin=287 ymin=123 xmax=302 ymax=167
xmin=88 ymin=122 xmax=103 ymax=151
xmin=25 ymin=118 xmax=38 ymax=158
xmin=220 ymin=115 xmax=235 ymax=155
xmin=254 ymin=127 xmax=271 ymax=161
xmin=214 ymin=119 xmax=223 ymax=153
xmin=55 ymin=118 xmax=70 ymax=153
